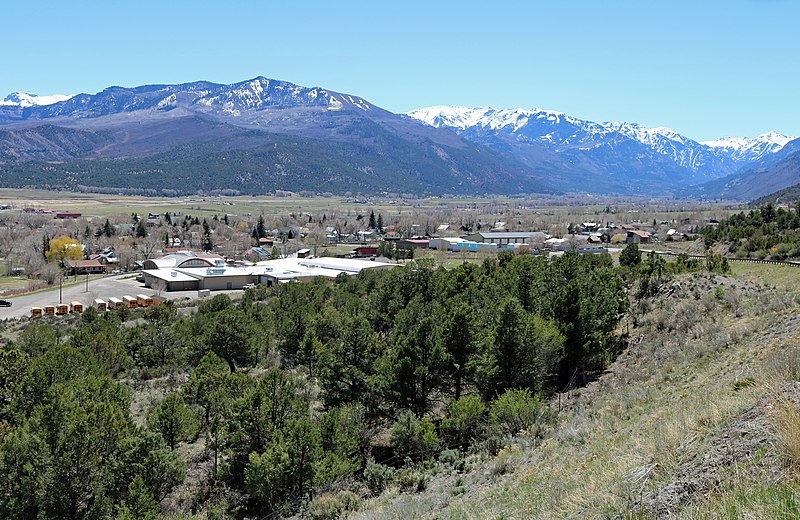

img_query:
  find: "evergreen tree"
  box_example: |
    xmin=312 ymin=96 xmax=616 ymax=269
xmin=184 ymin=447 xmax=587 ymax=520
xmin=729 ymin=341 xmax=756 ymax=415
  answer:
xmin=440 ymin=301 xmax=477 ymax=400
xmin=384 ymin=299 xmax=447 ymax=415
xmin=104 ymin=218 xmax=115 ymax=237
xmin=147 ymin=393 xmax=199 ymax=450
xmin=368 ymin=210 xmax=376 ymax=230
xmin=619 ymin=242 xmax=641 ymax=267
xmin=256 ymin=215 xmax=266 ymax=239
xmin=135 ymin=219 xmax=147 ymax=238
xmin=202 ymin=219 xmax=213 ymax=251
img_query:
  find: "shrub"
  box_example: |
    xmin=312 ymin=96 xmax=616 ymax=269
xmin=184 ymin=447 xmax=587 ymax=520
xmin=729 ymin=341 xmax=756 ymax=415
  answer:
xmin=389 ymin=411 xmax=439 ymax=462
xmin=438 ymin=449 xmax=459 ymax=466
xmin=307 ymin=490 xmax=360 ymax=520
xmin=395 ymin=470 xmax=428 ymax=492
xmin=362 ymin=463 xmax=394 ymax=495
xmin=440 ymin=395 xmax=486 ymax=448
xmin=489 ymin=388 xmax=554 ymax=438
xmin=492 ymin=444 xmax=523 ymax=476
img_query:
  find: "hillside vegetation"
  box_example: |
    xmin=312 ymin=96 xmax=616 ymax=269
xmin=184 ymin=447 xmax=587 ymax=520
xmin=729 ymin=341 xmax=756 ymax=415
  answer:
xmin=352 ymin=265 xmax=800 ymax=519
xmin=0 ymin=253 xmax=626 ymax=519
xmin=2 ymin=249 xmax=798 ymax=519
xmin=703 ymin=204 xmax=800 ymax=260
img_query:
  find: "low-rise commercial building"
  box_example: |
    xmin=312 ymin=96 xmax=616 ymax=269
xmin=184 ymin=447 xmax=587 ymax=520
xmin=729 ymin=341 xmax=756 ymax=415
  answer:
xmin=142 ymin=256 xmax=396 ymax=292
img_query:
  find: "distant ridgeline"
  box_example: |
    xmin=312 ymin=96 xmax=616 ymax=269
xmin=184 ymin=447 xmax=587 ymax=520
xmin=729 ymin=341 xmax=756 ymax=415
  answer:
xmin=1 ymin=76 xmax=798 ymax=197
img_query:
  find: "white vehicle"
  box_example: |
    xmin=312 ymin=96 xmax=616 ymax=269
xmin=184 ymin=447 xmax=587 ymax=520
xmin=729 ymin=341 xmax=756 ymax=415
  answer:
xmin=243 ymin=283 xmax=256 ymax=289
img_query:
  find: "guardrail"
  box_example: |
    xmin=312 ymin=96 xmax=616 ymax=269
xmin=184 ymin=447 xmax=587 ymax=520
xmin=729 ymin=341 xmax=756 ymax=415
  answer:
xmin=646 ymin=251 xmax=800 ymax=268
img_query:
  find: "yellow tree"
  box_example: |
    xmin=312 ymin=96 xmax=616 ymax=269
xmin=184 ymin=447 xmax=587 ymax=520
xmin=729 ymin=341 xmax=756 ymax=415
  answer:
xmin=45 ymin=236 xmax=83 ymax=267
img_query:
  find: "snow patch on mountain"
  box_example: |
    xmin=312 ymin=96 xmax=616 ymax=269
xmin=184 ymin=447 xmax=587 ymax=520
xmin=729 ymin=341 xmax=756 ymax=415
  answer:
xmin=408 ymin=106 xmax=575 ymax=132
xmin=701 ymin=131 xmax=796 ymax=162
xmin=1 ymin=92 xmax=73 ymax=107
xmin=407 ymin=105 xmax=794 ymax=175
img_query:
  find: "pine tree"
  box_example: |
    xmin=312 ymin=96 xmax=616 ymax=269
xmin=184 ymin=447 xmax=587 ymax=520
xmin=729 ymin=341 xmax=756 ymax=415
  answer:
xmin=135 ymin=219 xmax=147 ymax=238
xmin=377 ymin=213 xmax=384 ymax=233
xmin=147 ymin=393 xmax=199 ymax=450
xmin=202 ymin=220 xmax=213 ymax=251
xmin=103 ymin=219 xmax=115 ymax=237
xmin=256 ymin=215 xmax=266 ymax=239
xmin=368 ymin=210 xmax=376 ymax=230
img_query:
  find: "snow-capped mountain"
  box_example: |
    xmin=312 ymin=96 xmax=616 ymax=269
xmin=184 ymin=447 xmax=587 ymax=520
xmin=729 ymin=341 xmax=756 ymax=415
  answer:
xmin=1 ymin=77 xmax=378 ymax=124
xmin=0 ymin=77 xmax=548 ymax=196
xmin=0 ymin=92 xmax=73 ymax=108
xmin=407 ymin=105 xmax=796 ymax=188
xmin=701 ymin=131 xmax=795 ymax=163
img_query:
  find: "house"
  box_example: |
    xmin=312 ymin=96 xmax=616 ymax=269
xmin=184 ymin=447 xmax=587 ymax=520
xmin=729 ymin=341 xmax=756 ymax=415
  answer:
xmin=297 ymin=248 xmax=312 ymax=259
xmin=626 ymin=230 xmax=652 ymax=244
xmin=581 ymin=222 xmax=599 ymax=232
xmin=66 ymin=259 xmax=106 ymax=275
xmin=666 ymin=229 xmax=687 ymax=241
xmin=398 ymin=238 xmax=430 ymax=250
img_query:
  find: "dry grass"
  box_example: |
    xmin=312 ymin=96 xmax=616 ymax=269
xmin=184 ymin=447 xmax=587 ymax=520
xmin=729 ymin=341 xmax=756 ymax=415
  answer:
xmin=772 ymin=398 xmax=800 ymax=468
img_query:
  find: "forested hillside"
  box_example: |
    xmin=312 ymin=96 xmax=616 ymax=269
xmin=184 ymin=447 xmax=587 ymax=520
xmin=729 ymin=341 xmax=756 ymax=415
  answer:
xmin=0 ymin=252 xmax=630 ymax=518
xmin=703 ymin=203 xmax=800 ymax=260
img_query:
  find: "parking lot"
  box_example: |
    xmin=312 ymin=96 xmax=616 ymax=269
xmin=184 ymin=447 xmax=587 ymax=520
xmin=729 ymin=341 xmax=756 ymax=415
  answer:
xmin=0 ymin=274 xmax=244 ymax=320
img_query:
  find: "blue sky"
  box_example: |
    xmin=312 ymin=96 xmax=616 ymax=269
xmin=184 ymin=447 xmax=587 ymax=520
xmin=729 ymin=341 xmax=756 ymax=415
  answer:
xmin=2 ymin=0 xmax=797 ymax=141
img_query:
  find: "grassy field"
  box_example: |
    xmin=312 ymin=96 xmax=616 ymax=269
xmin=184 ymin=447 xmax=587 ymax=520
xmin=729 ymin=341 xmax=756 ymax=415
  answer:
xmin=731 ymin=261 xmax=800 ymax=296
xmin=0 ymin=188 xmax=746 ymax=224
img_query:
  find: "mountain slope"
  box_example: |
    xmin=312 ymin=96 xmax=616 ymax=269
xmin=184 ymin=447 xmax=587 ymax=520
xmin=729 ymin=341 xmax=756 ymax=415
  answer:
xmin=753 ymin=182 xmax=800 ymax=206
xmin=407 ymin=106 xmax=794 ymax=193
xmin=694 ymin=147 xmax=800 ymax=201
xmin=0 ymin=78 xmax=550 ymax=195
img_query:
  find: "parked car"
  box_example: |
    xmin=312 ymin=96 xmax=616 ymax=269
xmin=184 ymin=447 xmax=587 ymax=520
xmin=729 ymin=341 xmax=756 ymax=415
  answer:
xmin=242 ymin=283 xmax=256 ymax=289
xmin=0 ymin=300 xmax=12 ymax=307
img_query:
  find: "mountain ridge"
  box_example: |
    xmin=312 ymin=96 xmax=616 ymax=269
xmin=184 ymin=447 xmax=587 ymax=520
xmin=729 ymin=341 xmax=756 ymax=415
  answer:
xmin=406 ymin=105 xmax=795 ymax=186
xmin=1 ymin=78 xmax=796 ymax=197
xmin=0 ymin=78 xmax=550 ymax=196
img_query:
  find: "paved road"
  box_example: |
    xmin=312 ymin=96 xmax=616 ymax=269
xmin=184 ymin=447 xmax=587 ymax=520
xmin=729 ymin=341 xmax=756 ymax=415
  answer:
xmin=0 ymin=274 xmax=242 ymax=320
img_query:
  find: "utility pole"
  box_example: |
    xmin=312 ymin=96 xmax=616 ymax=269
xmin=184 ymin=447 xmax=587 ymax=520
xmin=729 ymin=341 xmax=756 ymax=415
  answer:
xmin=85 ymin=273 xmax=89 ymax=292
xmin=59 ymin=276 xmax=63 ymax=304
